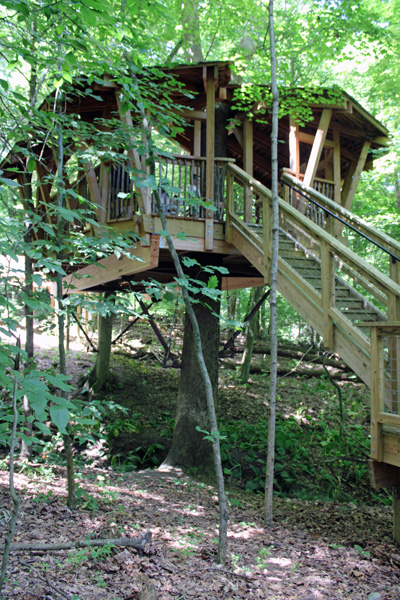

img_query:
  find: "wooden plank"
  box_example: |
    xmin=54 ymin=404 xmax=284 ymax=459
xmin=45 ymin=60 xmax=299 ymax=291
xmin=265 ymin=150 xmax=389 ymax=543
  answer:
xmin=99 ymin=163 xmax=109 ymax=223
xmin=263 ymin=195 xmax=272 ymax=283
xmin=194 ymin=120 xmax=201 ymax=156
xmin=205 ymin=66 xmax=216 ymax=251
xmin=332 ymin=322 xmax=371 ymax=385
xmin=289 ymin=117 xmax=300 ymax=178
xmin=221 ymin=277 xmax=265 ymax=291
xmin=159 ymin=234 xmax=236 ymax=255
xmin=225 ymin=168 xmax=234 ymax=243
xmin=344 ymin=141 xmax=371 ymax=210
xmin=378 ymin=413 xmax=400 ymax=426
xmin=171 ymin=108 xmax=207 ymax=121
xmin=298 ymin=131 xmax=335 ymax=149
xmin=382 ymin=432 xmax=400 ymax=467
xmin=369 ymin=460 xmax=399 ymax=489
xmin=63 ymin=235 xmax=160 ymax=293
xmin=321 ymin=241 xmax=334 ymax=349
xmin=277 ymin=267 xmax=325 ymax=334
xmin=333 ymin=130 xmax=341 ymax=206
xmin=370 ymin=326 xmax=383 ymax=460
xmin=303 ymin=109 xmax=332 ymax=186
xmin=231 ymin=225 xmax=266 ymax=276
xmin=243 ymin=117 xmax=253 ymax=223
xmin=143 ymin=214 xmax=225 ymax=241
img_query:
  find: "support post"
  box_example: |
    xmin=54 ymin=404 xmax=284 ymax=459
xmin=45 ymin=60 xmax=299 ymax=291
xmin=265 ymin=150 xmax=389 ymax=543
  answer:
xmin=343 ymin=141 xmax=371 ymax=210
xmin=263 ymin=193 xmax=272 ymax=284
xmin=289 ymin=118 xmax=300 ymax=177
xmin=243 ymin=117 xmax=253 ymax=223
xmin=320 ymin=241 xmax=334 ymax=349
xmin=333 ymin=130 xmax=341 ymax=206
xmin=205 ymin=66 xmax=216 ymax=250
xmin=370 ymin=326 xmax=383 ymax=461
xmin=303 ymin=109 xmax=332 ymax=187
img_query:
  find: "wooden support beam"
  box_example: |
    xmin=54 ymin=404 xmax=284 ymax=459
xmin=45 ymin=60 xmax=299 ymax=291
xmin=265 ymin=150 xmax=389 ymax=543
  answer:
xmin=370 ymin=326 xmax=383 ymax=462
xmin=289 ymin=118 xmax=300 ymax=177
xmin=85 ymin=166 xmax=104 ymax=223
xmin=369 ymin=460 xmax=399 ymax=489
xmin=341 ymin=160 xmax=357 ymax=208
xmin=99 ymin=163 xmax=109 ymax=224
xmin=171 ymin=108 xmax=207 ymax=121
xmin=343 ymin=141 xmax=371 ymax=210
xmin=115 ymin=91 xmax=150 ymax=214
xmin=333 ymin=130 xmax=341 ymax=206
xmin=320 ymin=241 xmax=334 ymax=349
xmin=63 ymin=235 xmax=160 ymax=293
xmin=303 ymin=109 xmax=332 ymax=187
xmin=243 ymin=117 xmax=253 ymax=223
xmin=194 ymin=120 xmax=201 ymax=156
xmin=205 ymin=66 xmax=216 ymax=251
xmin=298 ymin=131 xmax=335 ymax=148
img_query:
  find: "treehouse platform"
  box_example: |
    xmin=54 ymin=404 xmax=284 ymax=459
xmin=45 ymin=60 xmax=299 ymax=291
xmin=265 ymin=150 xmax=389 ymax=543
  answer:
xmin=4 ymin=62 xmax=400 ymax=506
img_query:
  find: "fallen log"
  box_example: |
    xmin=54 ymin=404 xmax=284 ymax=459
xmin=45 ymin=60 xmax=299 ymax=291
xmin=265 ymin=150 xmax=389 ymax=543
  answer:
xmin=220 ymin=360 xmax=359 ymax=380
xmin=229 ymin=346 xmax=350 ymax=370
xmin=0 ymin=530 xmax=152 ymax=556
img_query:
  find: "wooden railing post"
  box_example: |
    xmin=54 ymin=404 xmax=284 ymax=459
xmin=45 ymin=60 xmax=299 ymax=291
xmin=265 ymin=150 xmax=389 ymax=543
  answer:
xmin=225 ymin=167 xmax=234 ymax=243
xmin=263 ymin=194 xmax=272 ymax=284
xmin=320 ymin=241 xmax=334 ymax=349
xmin=370 ymin=326 xmax=383 ymax=461
xmin=388 ymin=261 xmax=400 ymax=414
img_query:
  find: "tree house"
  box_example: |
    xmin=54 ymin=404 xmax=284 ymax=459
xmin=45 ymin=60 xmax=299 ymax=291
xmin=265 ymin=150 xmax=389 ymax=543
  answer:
xmin=4 ymin=62 xmax=400 ymax=518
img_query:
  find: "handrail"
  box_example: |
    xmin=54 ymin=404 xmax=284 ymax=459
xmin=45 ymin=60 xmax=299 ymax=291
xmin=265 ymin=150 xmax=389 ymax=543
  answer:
xmin=280 ymin=178 xmax=400 ymax=264
xmin=226 ymin=162 xmax=400 ymax=300
xmin=281 ymin=171 xmax=400 ymax=260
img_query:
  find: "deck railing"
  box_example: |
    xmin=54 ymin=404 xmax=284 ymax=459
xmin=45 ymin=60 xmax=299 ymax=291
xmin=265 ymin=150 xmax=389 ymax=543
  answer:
xmin=370 ymin=324 xmax=400 ymax=461
xmin=83 ymin=156 xmax=232 ymax=224
xmin=150 ymin=155 xmax=231 ymax=220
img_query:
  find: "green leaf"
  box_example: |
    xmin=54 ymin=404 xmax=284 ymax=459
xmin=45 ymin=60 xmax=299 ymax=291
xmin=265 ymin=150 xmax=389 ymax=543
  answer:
xmin=207 ymin=275 xmax=219 ymax=289
xmin=27 ymin=157 xmax=36 ymax=172
xmin=50 ymin=405 xmax=70 ymax=434
xmin=45 ymin=373 xmax=71 ymax=392
xmin=35 ymin=422 xmax=52 ymax=436
xmin=181 ymin=257 xmax=199 ymax=268
xmin=30 ymin=396 xmax=47 ymax=422
xmin=0 ymin=177 xmax=20 ymax=187
xmin=51 ymin=396 xmax=75 ymax=409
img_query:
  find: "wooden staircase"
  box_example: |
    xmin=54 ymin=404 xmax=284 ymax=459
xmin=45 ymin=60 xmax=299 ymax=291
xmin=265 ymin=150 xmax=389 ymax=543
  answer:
xmin=225 ymin=163 xmax=400 ymax=388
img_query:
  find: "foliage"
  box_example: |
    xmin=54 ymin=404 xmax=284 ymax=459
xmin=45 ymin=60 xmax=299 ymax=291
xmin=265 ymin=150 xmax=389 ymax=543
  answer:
xmin=218 ymin=409 xmax=375 ymax=503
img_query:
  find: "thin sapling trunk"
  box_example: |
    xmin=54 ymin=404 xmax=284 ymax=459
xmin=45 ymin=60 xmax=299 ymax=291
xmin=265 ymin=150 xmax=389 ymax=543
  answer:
xmin=265 ymin=0 xmax=279 ymax=527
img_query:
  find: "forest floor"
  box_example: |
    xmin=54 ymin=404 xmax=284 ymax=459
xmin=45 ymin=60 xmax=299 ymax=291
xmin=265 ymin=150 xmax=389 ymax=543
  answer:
xmin=1 ymin=328 xmax=400 ymax=599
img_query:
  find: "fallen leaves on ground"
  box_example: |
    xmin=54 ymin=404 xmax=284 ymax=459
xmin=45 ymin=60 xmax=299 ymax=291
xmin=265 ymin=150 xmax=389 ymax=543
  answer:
xmin=0 ymin=466 xmax=399 ymax=600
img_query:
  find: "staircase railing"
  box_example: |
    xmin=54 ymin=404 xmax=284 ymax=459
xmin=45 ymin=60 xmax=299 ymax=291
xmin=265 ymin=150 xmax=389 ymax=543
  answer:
xmin=225 ymin=162 xmax=400 ymax=384
xmin=280 ymin=171 xmax=400 ymax=281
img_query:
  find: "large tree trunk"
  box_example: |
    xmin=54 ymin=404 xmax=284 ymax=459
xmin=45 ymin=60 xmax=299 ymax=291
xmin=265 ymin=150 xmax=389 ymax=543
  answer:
xmin=163 ymin=270 xmax=220 ymax=474
xmin=89 ymin=293 xmax=114 ymax=392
